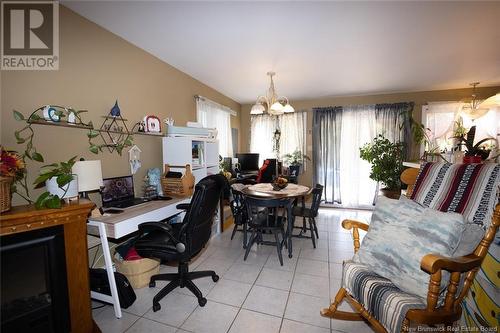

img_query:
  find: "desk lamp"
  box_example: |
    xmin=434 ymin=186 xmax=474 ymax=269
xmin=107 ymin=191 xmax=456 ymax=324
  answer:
xmin=72 ymin=160 xmax=103 ymax=199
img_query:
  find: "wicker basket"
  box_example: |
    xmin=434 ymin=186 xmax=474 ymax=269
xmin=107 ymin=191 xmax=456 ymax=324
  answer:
xmin=161 ymin=164 xmax=195 ymax=197
xmin=0 ymin=176 xmax=13 ymax=213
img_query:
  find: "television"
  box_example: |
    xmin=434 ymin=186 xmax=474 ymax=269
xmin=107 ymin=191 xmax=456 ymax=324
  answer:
xmin=235 ymin=153 xmax=260 ymax=172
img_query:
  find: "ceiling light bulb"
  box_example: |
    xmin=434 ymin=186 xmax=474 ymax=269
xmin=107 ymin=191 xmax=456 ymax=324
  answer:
xmin=283 ymin=104 xmax=295 ymax=113
xmin=270 ymin=102 xmax=284 ymax=112
xmin=250 ymin=103 xmax=265 ymax=115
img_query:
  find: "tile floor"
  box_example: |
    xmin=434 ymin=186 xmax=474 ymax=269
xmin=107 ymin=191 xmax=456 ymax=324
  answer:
xmin=93 ymin=208 xmax=374 ymax=333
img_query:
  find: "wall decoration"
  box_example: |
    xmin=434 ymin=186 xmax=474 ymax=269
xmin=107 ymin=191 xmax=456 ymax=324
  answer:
xmin=144 ymin=115 xmax=161 ymax=132
xmin=128 ymin=145 xmax=142 ymax=175
xmin=110 ymin=100 xmax=121 ymax=117
xmin=96 ymin=101 xmax=133 ymax=154
xmin=42 ymin=105 xmax=61 ymax=122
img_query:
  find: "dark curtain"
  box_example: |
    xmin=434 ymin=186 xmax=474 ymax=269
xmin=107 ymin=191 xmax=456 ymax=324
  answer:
xmin=312 ymin=106 xmax=343 ymax=204
xmin=375 ymin=102 xmax=414 ymax=159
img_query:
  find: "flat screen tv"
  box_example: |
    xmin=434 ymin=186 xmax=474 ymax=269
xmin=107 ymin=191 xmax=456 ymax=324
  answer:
xmin=235 ymin=153 xmax=260 ymax=172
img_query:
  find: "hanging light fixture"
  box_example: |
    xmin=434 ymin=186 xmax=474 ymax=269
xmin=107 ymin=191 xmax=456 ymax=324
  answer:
xmin=460 ymin=82 xmax=492 ymax=120
xmin=250 ymin=71 xmax=294 ymax=116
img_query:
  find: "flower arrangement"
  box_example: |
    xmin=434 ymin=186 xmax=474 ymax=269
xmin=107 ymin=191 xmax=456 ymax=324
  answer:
xmin=0 ymin=147 xmax=27 ymax=212
xmin=1 ymin=147 xmax=26 ymax=181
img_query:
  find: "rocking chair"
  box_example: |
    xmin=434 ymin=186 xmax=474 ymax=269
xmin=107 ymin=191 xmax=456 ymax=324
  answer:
xmin=321 ymin=166 xmax=500 ymax=333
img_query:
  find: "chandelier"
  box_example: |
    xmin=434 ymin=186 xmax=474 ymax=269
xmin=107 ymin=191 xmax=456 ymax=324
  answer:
xmin=250 ymin=71 xmax=294 ymax=115
xmin=460 ymin=82 xmax=499 ymax=120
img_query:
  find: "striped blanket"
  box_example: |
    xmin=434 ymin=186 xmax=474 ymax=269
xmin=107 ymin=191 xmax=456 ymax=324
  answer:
xmin=343 ymin=261 xmax=426 ymax=333
xmin=410 ymin=162 xmax=500 ymax=228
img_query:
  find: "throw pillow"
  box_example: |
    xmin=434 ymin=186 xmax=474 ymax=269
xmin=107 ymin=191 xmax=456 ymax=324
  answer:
xmin=357 ymin=196 xmax=465 ymax=299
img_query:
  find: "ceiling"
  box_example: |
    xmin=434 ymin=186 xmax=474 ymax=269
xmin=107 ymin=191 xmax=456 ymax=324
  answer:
xmin=63 ymin=1 xmax=500 ymax=104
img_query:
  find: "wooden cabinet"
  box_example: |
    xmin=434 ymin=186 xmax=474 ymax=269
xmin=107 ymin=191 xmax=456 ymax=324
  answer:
xmin=0 ymin=200 xmax=99 ymax=333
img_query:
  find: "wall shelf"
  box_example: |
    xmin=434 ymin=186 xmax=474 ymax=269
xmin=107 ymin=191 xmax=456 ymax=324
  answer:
xmin=27 ymin=119 xmax=164 ymax=137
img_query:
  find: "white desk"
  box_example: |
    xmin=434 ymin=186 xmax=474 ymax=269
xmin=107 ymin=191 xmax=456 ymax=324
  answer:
xmin=87 ymin=198 xmax=190 ymax=318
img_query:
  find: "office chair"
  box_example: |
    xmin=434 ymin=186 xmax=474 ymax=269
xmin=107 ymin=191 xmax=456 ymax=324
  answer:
xmin=134 ymin=174 xmax=226 ymax=312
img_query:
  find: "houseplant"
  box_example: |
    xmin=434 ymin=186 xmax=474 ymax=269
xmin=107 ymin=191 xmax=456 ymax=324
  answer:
xmin=453 ymin=125 xmax=494 ymax=163
xmin=33 ymin=156 xmax=78 ymax=209
xmin=283 ymin=149 xmax=310 ymax=177
xmin=0 ymin=147 xmax=27 ymax=212
xmin=359 ymin=134 xmax=405 ymax=199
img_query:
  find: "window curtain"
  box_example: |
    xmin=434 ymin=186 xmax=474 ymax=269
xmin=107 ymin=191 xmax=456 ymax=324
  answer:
xmin=280 ymin=112 xmax=307 ymax=169
xmin=313 ymin=102 xmax=412 ymax=207
xmin=196 ymin=97 xmax=233 ymax=157
xmin=250 ymin=111 xmax=307 ymax=167
xmin=312 ymin=107 xmax=342 ymax=204
xmin=250 ymin=114 xmax=276 ymax=165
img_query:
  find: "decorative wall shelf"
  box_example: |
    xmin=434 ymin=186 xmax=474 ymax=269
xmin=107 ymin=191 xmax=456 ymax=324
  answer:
xmin=28 ymin=119 xmax=165 ymax=137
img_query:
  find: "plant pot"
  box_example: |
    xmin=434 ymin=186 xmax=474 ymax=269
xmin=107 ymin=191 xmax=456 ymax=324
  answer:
xmin=463 ymin=156 xmax=482 ymax=164
xmin=0 ymin=176 xmax=13 ymax=213
xmin=380 ymin=188 xmax=401 ymax=199
xmin=45 ymin=176 xmax=78 ymax=199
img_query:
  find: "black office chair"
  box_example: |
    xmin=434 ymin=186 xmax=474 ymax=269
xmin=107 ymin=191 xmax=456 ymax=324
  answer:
xmin=134 ymin=174 xmax=226 ymax=312
xmin=292 ymin=184 xmax=323 ymax=248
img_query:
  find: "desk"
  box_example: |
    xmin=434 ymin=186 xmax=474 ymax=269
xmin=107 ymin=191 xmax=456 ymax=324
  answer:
xmin=242 ymin=183 xmax=310 ymax=259
xmin=87 ymin=198 xmax=189 ymax=318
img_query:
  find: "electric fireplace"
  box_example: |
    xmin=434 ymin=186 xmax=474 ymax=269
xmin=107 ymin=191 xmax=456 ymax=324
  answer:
xmin=1 ymin=225 xmax=70 ymax=333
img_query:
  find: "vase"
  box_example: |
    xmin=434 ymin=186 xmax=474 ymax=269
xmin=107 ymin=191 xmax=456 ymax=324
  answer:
xmin=45 ymin=176 xmax=79 ymax=199
xmin=0 ymin=176 xmax=13 ymax=213
xmin=463 ymin=156 xmax=482 ymax=164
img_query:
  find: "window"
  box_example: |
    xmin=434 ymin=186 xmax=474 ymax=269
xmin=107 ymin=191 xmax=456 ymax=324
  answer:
xmin=250 ymin=112 xmax=307 ymax=167
xmin=422 ymin=102 xmax=499 ymax=153
xmin=196 ymin=96 xmax=234 ymax=157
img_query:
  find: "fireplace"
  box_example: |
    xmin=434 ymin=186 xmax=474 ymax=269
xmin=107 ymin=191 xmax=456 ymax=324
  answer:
xmin=1 ymin=225 xmax=70 ymax=333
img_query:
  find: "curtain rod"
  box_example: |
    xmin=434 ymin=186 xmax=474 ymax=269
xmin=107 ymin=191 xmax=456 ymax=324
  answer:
xmin=194 ymin=95 xmax=237 ymax=116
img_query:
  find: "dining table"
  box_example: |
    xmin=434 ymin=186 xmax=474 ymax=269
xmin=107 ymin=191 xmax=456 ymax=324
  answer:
xmin=241 ymin=183 xmax=311 ymax=258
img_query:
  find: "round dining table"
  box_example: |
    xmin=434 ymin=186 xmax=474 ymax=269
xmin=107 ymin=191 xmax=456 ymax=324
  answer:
xmin=241 ymin=183 xmax=311 ymax=258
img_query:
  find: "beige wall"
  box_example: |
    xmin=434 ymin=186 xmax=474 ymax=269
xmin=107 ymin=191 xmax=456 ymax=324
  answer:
xmin=1 ymin=6 xmax=241 ymax=206
xmin=241 ymin=86 xmax=500 ymax=187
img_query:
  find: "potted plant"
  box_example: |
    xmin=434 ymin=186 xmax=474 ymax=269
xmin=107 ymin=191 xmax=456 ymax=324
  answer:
xmin=283 ymin=149 xmax=310 ymax=177
xmin=453 ymin=125 xmax=494 ymax=163
xmin=359 ymin=135 xmax=405 ymax=199
xmin=0 ymin=147 xmax=27 ymax=212
xmin=33 ymin=156 xmax=78 ymax=209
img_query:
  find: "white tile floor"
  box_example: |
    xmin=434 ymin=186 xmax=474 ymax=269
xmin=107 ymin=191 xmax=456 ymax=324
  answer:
xmin=93 ymin=207 xmax=374 ymax=333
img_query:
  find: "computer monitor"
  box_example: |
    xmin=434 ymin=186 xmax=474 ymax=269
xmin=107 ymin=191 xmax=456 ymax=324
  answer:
xmin=235 ymin=153 xmax=260 ymax=172
xmin=101 ymin=176 xmax=134 ymax=205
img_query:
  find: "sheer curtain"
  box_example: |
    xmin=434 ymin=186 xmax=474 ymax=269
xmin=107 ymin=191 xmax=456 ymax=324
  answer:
xmin=280 ymin=112 xmax=307 ymax=169
xmin=250 ymin=115 xmax=276 ymax=165
xmin=313 ymin=107 xmax=342 ymax=203
xmin=196 ymin=97 xmax=233 ymax=157
xmin=313 ymin=103 xmax=412 ymax=207
xmin=250 ymin=111 xmax=307 ymax=166
xmin=338 ymin=105 xmax=377 ymax=208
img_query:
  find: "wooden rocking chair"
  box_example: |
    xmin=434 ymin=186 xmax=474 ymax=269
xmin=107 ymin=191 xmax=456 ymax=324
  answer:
xmin=321 ymin=167 xmax=500 ymax=333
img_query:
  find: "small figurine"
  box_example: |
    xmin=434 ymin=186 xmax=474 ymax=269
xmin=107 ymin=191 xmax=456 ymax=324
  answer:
xmin=138 ymin=121 xmax=145 ymax=132
xmin=164 ymin=117 xmax=174 ymax=126
xmin=110 ymin=100 xmax=121 ymax=117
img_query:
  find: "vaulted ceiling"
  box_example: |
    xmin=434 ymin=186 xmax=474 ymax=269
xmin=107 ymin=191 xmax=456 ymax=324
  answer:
xmin=64 ymin=1 xmax=500 ymax=103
